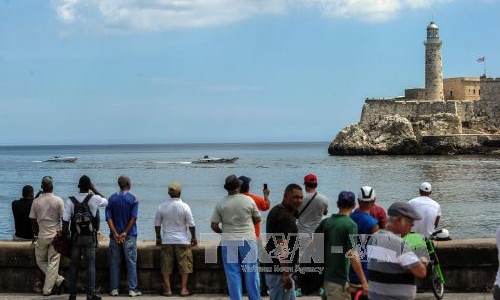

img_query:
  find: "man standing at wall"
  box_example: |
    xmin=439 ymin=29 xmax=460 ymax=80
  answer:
xmin=348 ymin=186 xmax=379 ymax=299
xmin=238 ymin=175 xmax=270 ymax=239
xmin=29 ymin=176 xmax=66 ymax=296
xmin=105 ymin=175 xmax=141 ymax=297
xmin=317 ymin=191 xmax=368 ymax=300
xmin=408 ymin=182 xmax=441 ymax=238
xmin=367 ymin=202 xmax=428 ymax=300
xmin=12 ymin=185 xmax=35 ymax=241
xmin=210 ymin=174 xmax=261 ymax=300
xmin=297 ymin=174 xmax=328 ymax=235
xmin=295 ymin=174 xmax=328 ymax=296
xmin=155 ymin=182 xmax=197 ymax=297
xmin=63 ymin=175 xmax=108 ymax=300
xmin=264 ymin=183 xmax=303 ymax=300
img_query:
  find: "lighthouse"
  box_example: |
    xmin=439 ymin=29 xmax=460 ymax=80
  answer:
xmin=424 ymin=22 xmax=444 ymax=101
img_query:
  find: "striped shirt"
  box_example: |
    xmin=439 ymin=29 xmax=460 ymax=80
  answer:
xmin=367 ymin=229 xmax=421 ymax=300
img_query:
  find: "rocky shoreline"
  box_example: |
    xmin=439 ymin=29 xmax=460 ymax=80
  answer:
xmin=328 ymin=114 xmax=500 ymax=155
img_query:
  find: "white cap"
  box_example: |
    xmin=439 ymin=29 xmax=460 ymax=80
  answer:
xmin=419 ymin=182 xmax=432 ymax=192
xmin=358 ymin=186 xmax=376 ymax=201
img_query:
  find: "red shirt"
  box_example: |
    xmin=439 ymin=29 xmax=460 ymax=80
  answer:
xmin=370 ymin=204 xmax=387 ymax=229
xmin=243 ymin=192 xmax=270 ymax=238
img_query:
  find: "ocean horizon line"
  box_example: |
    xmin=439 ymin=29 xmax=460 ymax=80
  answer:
xmin=0 ymin=141 xmax=330 ymax=149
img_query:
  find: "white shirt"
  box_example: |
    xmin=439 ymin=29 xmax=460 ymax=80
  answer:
xmin=408 ymin=195 xmax=441 ymax=238
xmin=297 ymin=191 xmax=328 ymax=234
xmin=62 ymin=192 xmax=108 ymax=222
xmin=154 ymin=198 xmax=195 ymax=244
xmin=495 ymin=226 xmax=500 ymax=286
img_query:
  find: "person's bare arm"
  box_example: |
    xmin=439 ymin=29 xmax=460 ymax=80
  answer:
xmin=348 ymin=249 xmax=369 ymax=294
xmin=211 ymin=222 xmax=222 ymax=234
xmin=408 ymin=260 xmax=428 ymax=278
xmin=434 ymin=216 xmax=440 ymax=229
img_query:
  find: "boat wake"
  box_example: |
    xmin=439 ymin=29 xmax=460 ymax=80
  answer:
xmin=154 ymin=161 xmax=193 ymax=164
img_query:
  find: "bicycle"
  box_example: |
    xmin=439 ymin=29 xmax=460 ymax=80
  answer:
xmin=426 ymin=229 xmax=447 ymax=299
xmin=403 ymin=229 xmax=447 ymax=300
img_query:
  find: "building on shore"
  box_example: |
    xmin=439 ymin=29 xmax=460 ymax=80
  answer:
xmin=329 ymin=21 xmax=499 ymax=155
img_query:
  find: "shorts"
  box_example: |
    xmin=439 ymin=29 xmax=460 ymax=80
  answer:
xmin=160 ymin=244 xmax=193 ymax=274
xmin=324 ymin=280 xmax=350 ymax=300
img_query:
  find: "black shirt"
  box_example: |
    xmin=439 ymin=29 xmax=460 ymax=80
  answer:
xmin=264 ymin=203 xmax=299 ymax=274
xmin=12 ymin=198 xmax=34 ymax=239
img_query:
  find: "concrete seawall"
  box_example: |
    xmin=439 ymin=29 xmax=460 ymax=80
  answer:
xmin=0 ymin=239 xmax=497 ymax=294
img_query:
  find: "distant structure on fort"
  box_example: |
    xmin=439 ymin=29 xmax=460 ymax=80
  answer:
xmin=329 ymin=21 xmax=500 ymax=155
xmin=425 ymin=21 xmax=444 ymax=101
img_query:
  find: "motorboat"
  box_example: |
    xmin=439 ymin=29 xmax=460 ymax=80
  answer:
xmin=191 ymin=156 xmax=239 ymax=164
xmin=44 ymin=156 xmax=78 ymax=162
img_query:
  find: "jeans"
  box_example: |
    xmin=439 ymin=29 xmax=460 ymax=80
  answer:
xmin=221 ymin=240 xmax=260 ymax=300
xmin=265 ymin=273 xmax=296 ymax=300
xmin=68 ymin=236 xmax=97 ymax=298
xmin=109 ymin=236 xmax=139 ymax=292
xmin=34 ymin=237 xmax=65 ymax=295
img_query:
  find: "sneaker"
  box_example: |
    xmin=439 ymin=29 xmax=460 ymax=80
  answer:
xmin=319 ymin=287 xmax=325 ymax=297
xmin=87 ymin=295 xmax=102 ymax=300
xmin=295 ymin=288 xmax=302 ymax=297
xmin=110 ymin=289 xmax=119 ymax=296
xmin=129 ymin=290 xmax=142 ymax=297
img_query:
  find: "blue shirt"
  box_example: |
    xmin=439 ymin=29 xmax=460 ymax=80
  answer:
xmin=105 ymin=191 xmax=139 ymax=237
xmin=349 ymin=210 xmax=378 ymax=284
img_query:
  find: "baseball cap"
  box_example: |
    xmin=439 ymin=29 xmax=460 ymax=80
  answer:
xmin=168 ymin=182 xmax=182 ymax=192
xmin=419 ymin=182 xmax=432 ymax=192
xmin=337 ymin=191 xmax=355 ymax=208
xmin=358 ymin=186 xmax=376 ymax=201
xmin=238 ymin=176 xmax=251 ymax=192
xmin=304 ymin=174 xmax=317 ymax=185
xmin=224 ymin=174 xmax=242 ymax=191
xmin=388 ymin=202 xmax=422 ymax=220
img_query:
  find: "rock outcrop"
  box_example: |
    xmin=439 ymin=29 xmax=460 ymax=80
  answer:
xmin=328 ymin=115 xmax=419 ymax=155
xmin=328 ymin=114 xmax=499 ymax=155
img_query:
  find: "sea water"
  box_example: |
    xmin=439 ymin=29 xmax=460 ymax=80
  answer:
xmin=1 ymin=142 xmax=499 ymax=241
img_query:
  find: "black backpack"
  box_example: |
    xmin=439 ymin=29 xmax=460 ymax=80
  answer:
xmin=69 ymin=194 xmax=96 ymax=238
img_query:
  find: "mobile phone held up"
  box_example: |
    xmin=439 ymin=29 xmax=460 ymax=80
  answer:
xmin=263 ymin=183 xmax=268 ymax=190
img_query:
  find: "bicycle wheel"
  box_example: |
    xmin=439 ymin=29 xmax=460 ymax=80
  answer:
xmin=430 ymin=264 xmax=444 ymax=299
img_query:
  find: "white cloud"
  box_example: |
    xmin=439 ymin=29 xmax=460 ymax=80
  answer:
xmin=313 ymin=0 xmax=402 ymax=22
xmin=51 ymin=0 xmax=79 ymax=23
xmin=50 ymin=0 xmax=455 ymax=32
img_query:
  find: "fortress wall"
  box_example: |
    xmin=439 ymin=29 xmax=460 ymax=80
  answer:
xmin=361 ymin=100 xmax=458 ymax=124
xmin=475 ymin=78 xmax=500 ymax=132
xmin=454 ymin=101 xmax=476 ymax=124
xmin=0 ymin=239 xmax=497 ymax=293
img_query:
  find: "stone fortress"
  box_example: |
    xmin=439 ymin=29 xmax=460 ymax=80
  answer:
xmin=329 ymin=22 xmax=500 ymax=155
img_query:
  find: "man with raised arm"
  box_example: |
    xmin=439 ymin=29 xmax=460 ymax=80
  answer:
xmin=63 ymin=175 xmax=108 ymax=300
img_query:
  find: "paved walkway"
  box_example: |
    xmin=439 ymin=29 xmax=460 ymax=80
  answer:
xmin=0 ymin=293 xmax=492 ymax=300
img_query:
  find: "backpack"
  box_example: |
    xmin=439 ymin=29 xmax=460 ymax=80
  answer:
xmin=69 ymin=194 xmax=96 ymax=244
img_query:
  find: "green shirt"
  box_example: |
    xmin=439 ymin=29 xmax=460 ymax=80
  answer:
xmin=317 ymin=214 xmax=358 ymax=285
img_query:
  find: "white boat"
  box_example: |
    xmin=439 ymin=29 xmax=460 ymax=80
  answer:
xmin=192 ymin=156 xmax=239 ymax=164
xmin=44 ymin=156 xmax=78 ymax=162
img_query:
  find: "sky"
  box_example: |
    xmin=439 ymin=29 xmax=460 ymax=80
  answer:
xmin=0 ymin=0 xmax=499 ymax=146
